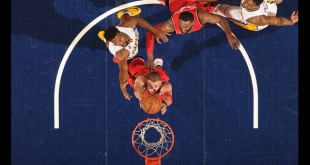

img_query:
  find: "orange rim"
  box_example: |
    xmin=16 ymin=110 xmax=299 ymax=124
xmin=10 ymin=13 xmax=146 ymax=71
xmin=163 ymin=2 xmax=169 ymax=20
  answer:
xmin=132 ymin=118 xmax=174 ymax=159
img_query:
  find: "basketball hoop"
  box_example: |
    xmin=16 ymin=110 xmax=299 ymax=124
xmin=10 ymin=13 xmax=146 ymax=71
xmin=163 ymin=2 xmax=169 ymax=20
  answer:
xmin=132 ymin=118 xmax=174 ymax=165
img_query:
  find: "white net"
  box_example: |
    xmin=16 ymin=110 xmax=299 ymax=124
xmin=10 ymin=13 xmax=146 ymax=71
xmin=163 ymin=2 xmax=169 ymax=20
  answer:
xmin=132 ymin=118 xmax=174 ymax=158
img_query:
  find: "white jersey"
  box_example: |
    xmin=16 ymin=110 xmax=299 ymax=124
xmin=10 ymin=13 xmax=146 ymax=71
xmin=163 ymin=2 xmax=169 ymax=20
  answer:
xmin=240 ymin=0 xmax=277 ymax=31
xmin=213 ymin=0 xmax=277 ymax=31
xmin=107 ymin=26 xmax=139 ymax=59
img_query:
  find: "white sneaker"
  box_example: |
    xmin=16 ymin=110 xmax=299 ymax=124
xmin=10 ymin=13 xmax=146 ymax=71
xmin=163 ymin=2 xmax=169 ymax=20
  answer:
xmin=154 ymin=58 xmax=163 ymax=67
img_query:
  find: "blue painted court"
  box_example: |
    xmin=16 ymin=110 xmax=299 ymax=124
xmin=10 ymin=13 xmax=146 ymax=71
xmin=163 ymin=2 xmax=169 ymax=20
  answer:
xmin=12 ymin=0 xmax=298 ymax=164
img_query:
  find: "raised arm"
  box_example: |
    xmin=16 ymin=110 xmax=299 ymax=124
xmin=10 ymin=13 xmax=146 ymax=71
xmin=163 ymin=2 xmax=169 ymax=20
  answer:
xmin=146 ymin=19 xmax=175 ymax=69
xmin=118 ymin=13 xmax=169 ymax=44
xmin=247 ymin=11 xmax=298 ymax=26
xmin=198 ymin=9 xmax=240 ymax=49
xmin=130 ymin=16 xmax=170 ymax=44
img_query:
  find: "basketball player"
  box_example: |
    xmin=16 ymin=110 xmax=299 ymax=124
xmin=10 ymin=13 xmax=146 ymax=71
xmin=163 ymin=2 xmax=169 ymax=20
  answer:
xmin=125 ymin=57 xmax=173 ymax=115
xmin=212 ymin=0 xmax=298 ymax=31
xmin=98 ymin=7 xmax=170 ymax=100
xmin=145 ymin=0 xmax=241 ymax=68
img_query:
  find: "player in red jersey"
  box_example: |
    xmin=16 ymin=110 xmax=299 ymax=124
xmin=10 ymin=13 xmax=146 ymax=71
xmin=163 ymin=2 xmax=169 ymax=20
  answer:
xmin=125 ymin=57 xmax=172 ymax=115
xmin=146 ymin=0 xmax=240 ymax=68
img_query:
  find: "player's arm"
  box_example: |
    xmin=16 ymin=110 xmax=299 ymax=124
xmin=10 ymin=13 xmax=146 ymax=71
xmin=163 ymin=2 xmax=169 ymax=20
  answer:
xmin=160 ymin=82 xmax=172 ymax=106
xmin=146 ymin=19 xmax=175 ymax=69
xmin=129 ymin=16 xmax=170 ymax=44
xmin=199 ymin=10 xmax=232 ymax=34
xmin=159 ymin=82 xmax=173 ymax=115
xmin=247 ymin=11 xmax=298 ymax=26
xmin=116 ymin=49 xmax=132 ymax=100
xmin=198 ymin=9 xmax=240 ymax=49
xmin=133 ymin=76 xmax=145 ymax=102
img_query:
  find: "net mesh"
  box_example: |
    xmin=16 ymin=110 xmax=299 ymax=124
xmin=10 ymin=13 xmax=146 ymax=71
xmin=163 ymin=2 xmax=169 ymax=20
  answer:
xmin=132 ymin=119 xmax=174 ymax=158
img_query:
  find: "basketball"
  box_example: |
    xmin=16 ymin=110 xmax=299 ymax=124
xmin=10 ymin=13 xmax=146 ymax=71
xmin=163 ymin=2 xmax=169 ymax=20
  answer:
xmin=140 ymin=94 xmax=162 ymax=114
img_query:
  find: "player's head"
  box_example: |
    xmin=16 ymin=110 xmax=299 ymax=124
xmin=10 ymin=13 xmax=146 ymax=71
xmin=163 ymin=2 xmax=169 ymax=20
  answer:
xmin=105 ymin=26 xmax=130 ymax=47
xmin=146 ymin=71 xmax=162 ymax=94
xmin=178 ymin=12 xmax=194 ymax=34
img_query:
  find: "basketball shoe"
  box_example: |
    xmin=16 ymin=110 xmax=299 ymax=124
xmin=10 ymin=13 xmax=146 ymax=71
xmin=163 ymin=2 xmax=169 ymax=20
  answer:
xmin=117 ymin=7 xmax=141 ymax=19
xmin=98 ymin=31 xmax=105 ymax=42
xmin=154 ymin=58 xmax=163 ymax=67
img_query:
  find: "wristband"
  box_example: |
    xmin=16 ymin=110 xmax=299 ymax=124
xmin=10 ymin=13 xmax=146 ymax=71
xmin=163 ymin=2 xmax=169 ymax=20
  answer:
xmin=160 ymin=93 xmax=173 ymax=106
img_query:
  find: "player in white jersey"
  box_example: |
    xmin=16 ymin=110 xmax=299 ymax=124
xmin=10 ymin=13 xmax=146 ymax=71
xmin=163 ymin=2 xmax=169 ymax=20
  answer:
xmin=103 ymin=26 xmax=139 ymax=60
xmin=98 ymin=7 xmax=170 ymax=100
xmin=212 ymin=0 xmax=298 ymax=31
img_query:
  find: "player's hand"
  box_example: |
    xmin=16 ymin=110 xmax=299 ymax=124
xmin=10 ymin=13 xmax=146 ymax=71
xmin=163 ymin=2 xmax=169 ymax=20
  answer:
xmin=120 ymin=82 xmax=132 ymax=100
xmin=154 ymin=30 xmax=171 ymax=44
xmin=290 ymin=11 xmax=298 ymax=25
xmin=146 ymin=58 xmax=155 ymax=70
xmin=160 ymin=104 xmax=167 ymax=115
xmin=226 ymin=34 xmax=240 ymax=50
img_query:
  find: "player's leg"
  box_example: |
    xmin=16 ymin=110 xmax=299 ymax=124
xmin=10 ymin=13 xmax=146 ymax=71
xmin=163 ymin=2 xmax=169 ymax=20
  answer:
xmin=213 ymin=4 xmax=241 ymax=20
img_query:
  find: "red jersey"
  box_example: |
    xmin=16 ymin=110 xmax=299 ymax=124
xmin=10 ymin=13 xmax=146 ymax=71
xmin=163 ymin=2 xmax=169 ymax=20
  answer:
xmin=171 ymin=5 xmax=203 ymax=34
xmin=126 ymin=58 xmax=169 ymax=88
xmin=146 ymin=0 xmax=216 ymax=55
xmin=170 ymin=0 xmax=216 ymax=34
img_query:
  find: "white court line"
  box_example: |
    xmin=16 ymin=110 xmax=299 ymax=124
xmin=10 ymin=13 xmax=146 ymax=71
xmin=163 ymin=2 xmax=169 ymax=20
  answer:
xmin=53 ymin=0 xmax=161 ymax=129
xmin=217 ymin=24 xmax=259 ymax=129
xmin=238 ymin=44 xmax=259 ymax=129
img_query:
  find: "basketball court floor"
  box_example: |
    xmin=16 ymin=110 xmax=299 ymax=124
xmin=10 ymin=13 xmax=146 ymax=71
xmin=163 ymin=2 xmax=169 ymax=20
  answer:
xmin=12 ymin=0 xmax=298 ymax=164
